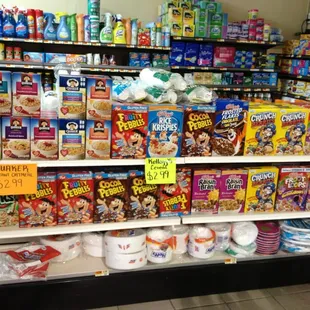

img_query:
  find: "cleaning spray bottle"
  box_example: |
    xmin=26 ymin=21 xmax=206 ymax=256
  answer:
xmin=43 ymin=13 xmax=56 ymax=40
xmin=57 ymin=15 xmax=71 ymax=41
xmin=70 ymin=13 xmax=77 ymax=41
xmin=2 ymin=6 xmax=16 ymax=38
xmin=131 ymin=19 xmax=138 ymax=45
xmin=100 ymin=12 xmax=113 ymax=43
xmin=113 ymin=14 xmax=126 ymax=44
xmin=76 ymin=14 xmax=84 ymax=42
xmin=16 ymin=8 xmax=28 ymax=38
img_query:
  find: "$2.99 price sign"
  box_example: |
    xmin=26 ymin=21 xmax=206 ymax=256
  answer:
xmin=0 ymin=164 xmax=37 ymax=195
xmin=145 ymin=158 xmax=176 ymax=184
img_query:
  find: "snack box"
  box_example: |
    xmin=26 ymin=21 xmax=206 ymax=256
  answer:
xmin=12 ymin=72 xmax=41 ymax=117
xmin=58 ymin=75 xmax=87 ymax=119
xmin=65 ymin=54 xmax=87 ymax=64
xmin=244 ymin=166 xmax=279 ymax=213
xmin=0 ymin=71 xmax=12 ymax=116
xmin=23 ymin=52 xmax=44 ymax=63
xmin=191 ymin=169 xmax=221 ymax=213
xmin=57 ymin=171 xmax=94 ymax=225
xmin=93 ymin=172 xmax=128 ymax=223
xmin=147 ymin=104 xmax=183 ymax=158
xmin=59 ymin=119 xmax=85 ymax=160
xmin=0 ymin=195 xmax=18 ymax=227
xmin=2 ymin=117 xmax=30 ymax=160
xmin=19 ymin=172 xmax=57 ymax=228
xmin=111 ymin=103 xmax=148 ymax=159
xmin=31 ymin=118 xmax=58 ymax=160
xmin=45 ymin=53 xmax=67 ymax=64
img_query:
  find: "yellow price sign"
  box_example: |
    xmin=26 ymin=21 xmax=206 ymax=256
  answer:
xmin=145 ymin=158 xmax=176 ymax=184
xmin=0 ymin=164 xmax=37 ymax=195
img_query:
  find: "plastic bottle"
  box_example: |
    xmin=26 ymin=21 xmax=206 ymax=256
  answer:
xmin=43 ymin=13 xmax=56 ymax=40
xmin=124 ymin=18 xmax=131 ymax=45
xmin=84 ymin=15 xmax=90 ymax=42
xmin=76 ymin=14 xmax=84 ymax=42
xmin=146 ymin=22 xmax=156 ymax=46
xmin=3 ymin=7 xmax=16 ymax=38
xmin=35 ymin=9 xmax=44 ymax=39
xmin=27 ymin=9 xmax=35 ymax=39
xmin=57 ymin=15 xmax=71 ymax=41
xmin=99 ymin=13 xmax=112 ymax=43
xmin=70 ymin=13 xmax=77 ymax=41
xmin=156 ymin=22 xmax=162 ymax=47
xmin=90 ymin=15 xmax=99 ymax=42
xmin=162 ymin=26 xmax=170 ymax=47
xmin=88 ymin=0 xmax=100 ymax=17
xmin=113 ymin=14 xmax=126 ymax=44
xmin=131 ymin=19 xmax=138 ymax=45
xmin=0 ymin=10 xmax=3 ymax=37
xmin=16 ymin=9 xmax=29 ymax=38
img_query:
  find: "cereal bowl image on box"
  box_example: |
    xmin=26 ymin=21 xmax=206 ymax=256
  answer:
xmin=0 ymin=71 xmax=12 ymax=116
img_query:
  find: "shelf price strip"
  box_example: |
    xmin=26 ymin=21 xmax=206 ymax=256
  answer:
xmin=145 ymin=158 xmax=176 ymax=184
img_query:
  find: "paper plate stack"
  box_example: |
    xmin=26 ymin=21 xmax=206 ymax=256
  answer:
xmin=255 ymin=221 xmax=280 ymax=255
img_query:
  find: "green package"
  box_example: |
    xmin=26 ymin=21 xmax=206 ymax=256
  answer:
xmin=195 ymin=22 xmax=207 ymax=38
xmin=194 ymin=8 xmax=208 ymax=23
xmin=212 ymin=73 xmax=222 ymax=85
xmin=208 ymin=12 xmax=223 ymax=26
xmin=209 ymin=25 xmax=222 ymax=39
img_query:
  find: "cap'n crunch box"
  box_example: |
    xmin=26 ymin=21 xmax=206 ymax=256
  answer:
xmin=0 ymin=71 xmax=12 ymax=116
xmin=19 ymin=172 xmax=57 ymax=228
xmin=57 ymin=171 xmax=94 ymax=225
xmin=245 ymin=167 xmax=279 ymax=213
xmin=111 ymin=103 xmax=148 ymax=159
xmin=0 ymin=195 xmax=18 ymax=227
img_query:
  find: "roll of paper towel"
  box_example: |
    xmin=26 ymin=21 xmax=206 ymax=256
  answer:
xmin=208 ymin=223 xmax=231 ymax=251
xmin=105 ymin=248 xmax=147 ymax=270
xmin=105 ymin=229 xmax=146 ymax=254
xmin=232 ymin=222 xmax=258 ymax=246
xmin=164 ymin=225 xmax=189 ymax=255
xmin=39 ymin=234 xmax=81 ymax=263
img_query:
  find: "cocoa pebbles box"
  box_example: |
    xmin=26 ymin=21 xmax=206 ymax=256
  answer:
xmin=211 ymin=99 xmax=248 ymax=156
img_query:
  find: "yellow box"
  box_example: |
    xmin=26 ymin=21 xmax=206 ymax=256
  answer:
xmin=183 ymin=9 xmax=195 ymax=25
xmin=168 ymin=7 xmax=183 ymax=23
xmin=183 ymin=24 xmax=195 ymax=37
xmin=245 ymin=166 xmax=279 ymax=213
xmin=170 ymin=22 xmax=183 ymax=36
xmin=300 ymin=34 xmax=310 ymax=40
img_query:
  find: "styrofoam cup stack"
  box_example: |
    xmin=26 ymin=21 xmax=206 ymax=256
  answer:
xmin=82 ymin=232 xmax=105 ymax=258
xmin=164 ymin=225 xmax=189 ymax=255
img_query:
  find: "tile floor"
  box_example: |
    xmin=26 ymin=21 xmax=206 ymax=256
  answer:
xmin=94 ymin=284 xmax=310 ymax=310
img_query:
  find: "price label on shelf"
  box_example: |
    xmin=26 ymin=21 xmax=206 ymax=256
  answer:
xmin=224 ymin=258 xmax=237 ymax=264
xmin=145 ymin=158 xmax=176 ymax=185
xmin=0 ymin=164 xmax=37 ymax=195
xmin=95 ymin=270 xmax=109 ymax=277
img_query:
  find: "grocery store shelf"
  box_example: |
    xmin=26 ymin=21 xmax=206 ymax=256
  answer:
xmin=0 ymin=60 xmax=44 ymax=69
xmin=279 ymin=73 xmax=310 ymax=81
xmin=204 ymin=85 xmax=278 ymax=92
xmin=282 ymin=92 xmax=310 ymax=101
xmin=171 ymin=65 xmax=278 ymax=72
xmin=276 ymin=54 xmax=310 ymax=59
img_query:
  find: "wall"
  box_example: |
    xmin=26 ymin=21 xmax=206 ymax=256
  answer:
xmin=2 ymin=0 xmax=308 ymax=39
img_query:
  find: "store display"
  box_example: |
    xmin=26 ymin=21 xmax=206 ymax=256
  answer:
xmin=82 ymin=232 xmax=105 ymax=257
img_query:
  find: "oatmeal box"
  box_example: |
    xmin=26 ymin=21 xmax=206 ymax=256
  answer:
xmin=182 ymin=105 xmax=216 ymax=157
xmin=0 ymin=195 xmax=18 ymax=227
xmin=19 ymin=172 xmax=57 ymax=228
xmin=218 ymin=169 xmax=248 ymax=214
xmin=0 ymin=71 xmax=12 ymax=116
xmin=244 ymin=167 xmax=279 ymax=213
xmin=57 ymin=171 xmax=94 ymax=225
xmin=192 ymin=169 xmax=221 ymax=213
xmin=12 ymin=72 xmax=41 ymax=117
xmin=59 ymin=119 xmax=85 ymax=160
xmin=2 ymin=117 xmax=30 ymax=160
xmin=94 ymin=172 xmax=128 ymax=223
xmin=212 ymin=99 xmax=249 ymax=156
xmin=111 ymin=103 xmax=148 ymax=159
xmin=147 ymin=105 xmax=183 ymax=158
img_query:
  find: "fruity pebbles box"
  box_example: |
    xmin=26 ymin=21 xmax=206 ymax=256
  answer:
xmin=0 ymin=71 xmax=12 ymax=116
xmin=147 ymin=105 xmax=183 ymax=158
xmin=57 ymin=171 xmax=94 ymax=225
xmin=111 ymin=103 xmax=148 ymax=159
xmin=0 ymin=195 xmax=18 ymax=227
xmin=19 ymin=172 xmax=57 ymax=228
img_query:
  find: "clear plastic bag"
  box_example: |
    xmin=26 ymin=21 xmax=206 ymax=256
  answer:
xmin=183 ymin=85 xmax=218 ymax=104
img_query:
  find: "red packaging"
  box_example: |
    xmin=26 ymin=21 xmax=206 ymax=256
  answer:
xmin=27 ymin=9 xmax=36 ymax=39
xmin=138 ymin=28 xmax=151 ymax=46
xmin=57 ymin=171 xmax=94 ymax=225
xmin=13 ymin=47 xmax=22 ymax=61
xmin=35 ymin=9 xmax=44 ymax=39
xmin=213 ymin=47 xmax=236 ymax=67
xmin=5 ymin=46 xmax=13 ymax=60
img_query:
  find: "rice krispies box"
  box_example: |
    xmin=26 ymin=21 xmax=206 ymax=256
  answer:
xmin=94 ymin=172 xmax=128 ymax=223
xmin=57 ymin=171 xmax=94 ymax=225
xmin=245 ymin=167 xmax=279 ymax=213
xmin=276 ymin=167 xmax=310 ymax=212
xmin=0 ymin=71 xmax=12 ymax=116
xmin=218 ymin=169 xmax=248 ymax=214
xmin=182 ymin=105 xmax=215 ymax=157
xmin=192 ymin=169 xmax=221 ymax=213
xmin=111 ymin=103 xmax=148 ymax=159
xmin=159 ymin=168 xmax=192 ymax=217
xmin=147 ymin=105 xmax=183 ymax=158
xmin=211 ymin=99 xmax=249 ymax=156
xmin=19 ymin=172 xmax=57 ymax=228
xmin=0 ymin=195 xmax=18 ymax=227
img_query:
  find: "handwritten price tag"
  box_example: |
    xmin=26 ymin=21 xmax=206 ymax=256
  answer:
xmin=145 ymin=158 xmax=176 ymax=184
xmin=0 ymin=164 xmax=37 ymax=195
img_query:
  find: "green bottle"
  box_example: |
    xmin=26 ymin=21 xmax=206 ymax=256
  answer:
xmin=70 ymin=14 xmax=77 ymax=41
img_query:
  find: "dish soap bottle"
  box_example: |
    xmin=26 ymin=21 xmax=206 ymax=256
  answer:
xmin=57 ymin=15 xmax=71 ymax=41
xmin=16 ymin=8 xmax=29 ymax=38
xmin=43 ymin=13 xmax=56 ymax=40
xmin=100 ymin=12 xmax=113 ymax=43
xmin=113 ymin=14 xmax=126 ymax=44
xmin=70 ymin=13 xmax=77 ymax=41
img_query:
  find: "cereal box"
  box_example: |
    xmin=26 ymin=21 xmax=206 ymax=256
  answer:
xmin=192 ymin=169 xmax=221 ymax=213
xmin=244 ymin=107 xmax=277 ymax=156
xmin=58 ymin=75 xmax=86 ymax=119
xmin=18 ymin=172 xmax=57 ymax=228
xmin=0 ymin=71 xmax=12 ymax=116
xmin=57 ymin=171 xmax=94 ymax=225
xmin=59 ymin=119 xmax=85 ymax=160
xmin=2 ymin=117 xmax=30 ymax=160
xmin=0 ymin=195 xmax=18 ymax=227
xmin=147 ymin=105 xmax=183 ymax=158
xmin=276 ymin=167 xmax=309 ymax=212
xmin=212 ymin=99 xmax=249 ymax=156
xmin=86 ymin=76 xmax=112 ymax=120
xmin=128 ymin=170 xmax=159 ymax=219
xmin=159 ymin=168 xmax=192 ymax=217
xmin=275 ymin=108 xmax=309 ymax=155
xmin=218 ymin=169 xmax=248 ymax=214
xmin=182 ymin=105 xmax=215 ymax=157
xmin=31 ymin=118 xmax=58 ymax=160
xmin=94 ymin=172 xmax=128 ymax=223
xmin=245 ymin=167 xmax=279 ymax=213
xmin=12 ymin=72 xmax=41 ymax=117
xmin=111 ymin=103 xmax=148 ymax=159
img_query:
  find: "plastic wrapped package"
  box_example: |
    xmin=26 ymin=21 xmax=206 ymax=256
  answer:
xmin=164 ymin=225 xmax=189 ymax=255
xmin=145 ymin=87 xmax=183 ymax=104
xmin=140 ymin=68 xmax=173 ymax=90
xmin=112 ymin=80 xmax=147 ymax=102
xmin=183 ymin=85 xmax=217 ymax=104
xmin=231 ymin=222 xmax=258 ymax=246
xmin=281 ymin=222 xmax=310 ymax=242
xmin=225 ymin=241 xmax=257 ymax=258
xmin=281 ymin=239 xmax=310 ymax=253
xmin=82 ymin=232 xmax=105 ymax=258
xmin=208 ymin=223 xmax=231 ymax=251
xmin=170 ymin=73 xmax=187 ymax=91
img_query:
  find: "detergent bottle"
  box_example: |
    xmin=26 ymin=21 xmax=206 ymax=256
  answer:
xmin=76 ymin=14 xmax=84 ymax=41
xmin=16 ymin=8 xmax=28 ymax=38
xmin=113 ymin=14 xmax=126 ymax=44
xmin=43 ymin=13 xmax=56 ymax=40
xmin=100 ymin=12 xmax=112 ymax=43
xmin=70 ymin=13 xmax=77 ymax=41
xmin=57 ymin=15 xmax=71 ymax=41
xmin=3 ymin=7 xmax=16 ymax=37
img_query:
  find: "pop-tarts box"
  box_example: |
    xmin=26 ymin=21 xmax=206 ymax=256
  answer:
xmin=0 ymin=71 xmax=12 ymax=116
xmin=23 ymin=52 xmax=44 ymax=63
xmin=45 ymin=53 xmax=67 ymax=64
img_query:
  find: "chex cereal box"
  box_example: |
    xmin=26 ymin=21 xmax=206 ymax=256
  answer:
xmin=19 ymin=172 xmax=57 ymax=228
xmin=147 ymin=105 xmax=183 ymax=158
xmin=182 ymin=105 xmax=215 ymax=157
xmin=12 ymin=72 xmax=41 ymax=117
xmin=159 ymin=168 xmax=192 ymax=217
xmin=244 ymin=107 xmax=277 ymax=156
xmin=0 ymin=195 xmax=18 ymax=227
xmin=94 ymin=172 xmax=128 ymax=223
xmin=245 ymin=167 xmax=279 ymax=213
xmin=2 ymin=117 xmax=30 ymax=160
xmin=57 ymin=171 xmax=94 ymax=225
xmin=0 ymin=71 xmax=12 ymax=116
xmin=192 ymin=169 xmax=221 ymax=213
xmin=211 ymin=99 xmax=249 ymax=156
xmin=31 ymin=118 xmax=58 ymax=160
xmin=111 ymin=103 xmax=148 ymax=159
xmin=58 ymin=75 xmax=86 ymax=119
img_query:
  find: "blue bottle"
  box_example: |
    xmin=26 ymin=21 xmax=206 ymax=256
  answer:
xmin=84 ymin=15 xmax=90 ymax=42
xmin=56 ymin=15 xmax=71 ymax=41
xmin=44 ymin=13 xmax=56 ymax=40
xmin=16 ymin=9 xmax=29 ymax=38
xmin=0 ymin=11 xmax=3 ymax=37
xmin=3 ymin=8 xmax=16 ymax=37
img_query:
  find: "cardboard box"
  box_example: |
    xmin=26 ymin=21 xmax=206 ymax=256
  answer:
xmin=0 ymin=71 xmax=12 ymax=116
xmin=183 ymin=24 xmax=195 ymax=37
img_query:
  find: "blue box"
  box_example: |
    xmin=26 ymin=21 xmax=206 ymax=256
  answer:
xmin=198 ymin=44 xmax=213 ymax=66
xmin=170 ymin=42 xmax=186 ymax=66
xmin=129 ymin=52 xmax=140 ymax=67
xmin=184 ymin=43 xmax=199 ymax=66
xmin=45 ymin=53 xmax=67 ymax=64
xmin=140 ymin=53 xmax=151 ymax=67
